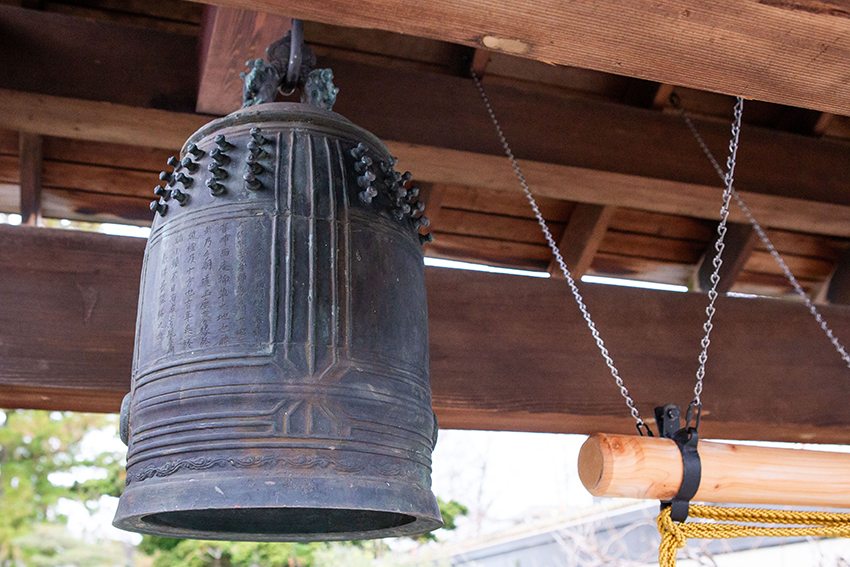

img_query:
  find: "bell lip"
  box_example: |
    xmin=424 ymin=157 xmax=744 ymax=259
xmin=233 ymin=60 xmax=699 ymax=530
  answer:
xmin=112 ymin=473 xmax=443 ymax=542
xmin=112 ymin=513 xmax=443 ymax=543
xmin=182 ymin=102 xmax=388 ymax=161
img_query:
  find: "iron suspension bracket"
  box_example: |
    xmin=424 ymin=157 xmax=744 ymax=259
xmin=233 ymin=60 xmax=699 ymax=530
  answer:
xmin=655 ymin=403 xmax=702 ymax=522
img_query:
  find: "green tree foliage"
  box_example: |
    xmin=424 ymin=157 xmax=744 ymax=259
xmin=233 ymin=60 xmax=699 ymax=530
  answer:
xmin=0 ymin=409 xmax=124 ymax=566
xmin=11 ymin=524 xmax=127 ymax=567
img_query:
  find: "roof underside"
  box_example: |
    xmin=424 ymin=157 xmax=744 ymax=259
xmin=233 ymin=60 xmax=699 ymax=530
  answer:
xmin=2 ymin=1 xmax=850 ymax=301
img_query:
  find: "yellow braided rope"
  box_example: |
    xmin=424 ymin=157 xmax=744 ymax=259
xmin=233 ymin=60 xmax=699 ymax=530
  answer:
xmin=656 ymin=504 xmax=850 ymax=567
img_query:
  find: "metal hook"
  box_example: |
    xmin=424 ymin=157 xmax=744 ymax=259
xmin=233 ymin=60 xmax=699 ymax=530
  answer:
xmin=685 ymin=401 xmax=702 ymax=432
xmin=281 ymin=19 xmax=304 ymax=95
xmin=636 ymin=421 xmax=654 ymax=437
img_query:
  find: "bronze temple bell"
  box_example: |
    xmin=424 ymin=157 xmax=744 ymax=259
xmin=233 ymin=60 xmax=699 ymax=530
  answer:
xmin=113 ymin=28 xmax=442 ymax=541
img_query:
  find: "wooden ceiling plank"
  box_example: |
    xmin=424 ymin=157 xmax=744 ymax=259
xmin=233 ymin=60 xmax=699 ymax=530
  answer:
xmin=17 ymin=133 xmax=42 ymax=226
xmin=0 ymin=154 xmax=159 ymax=200
xmin=426 ymin=232 xmax=550 ymax=268
xmin=0 ymin=5 xmax=198 ymax=111
xmin=599 ymin=230 xmax=707 ymax=264
xmin=757 ymin=229 xmax=850 ymax=261
xmin=197 ymin=5 xmax=291 ymax=115
xmin=440 ymin=185 xmax=574 ymax=221
xmin=744 ymin=250 xmax=836 ymax=281
xmin=191 ymin=0 xmax=850 ymax=116
xmin=42 ymin=3 xmax=201 ymax=36
xmin=42 ymin=189 xmax=154 ymax=226
xmin=693 ymin=223 xmax=759 ymax=294
xmin=42 ymin=137 xmax=175 ymax=173
xmin=588 ymin=253 xmax=694 ymax=286
xmin=7 ymin=225 xmax=850 ymax=442
xmin=549 ymin=203 xmax=614 ymax=279
xmin=438 ymin=208 xmax=558 ymax=244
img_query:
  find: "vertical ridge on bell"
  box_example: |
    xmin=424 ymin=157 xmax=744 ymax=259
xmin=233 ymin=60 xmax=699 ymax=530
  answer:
xmin=277 ymin=129 xmax=294 ymax=355
xmin=305 ymin=132 xmax=316 ymax=377
xmin=333 ymin=139 xmax=352 ymax=352
xmin=268 ymin=130 xmax=283 ymax=349
xmin=286 ymin=130 xmax=314 ymax=376
xmin=314 ymin=141 xmax=331 ymax=374
xmin=310 ymin=134 xmax=337 ymax=377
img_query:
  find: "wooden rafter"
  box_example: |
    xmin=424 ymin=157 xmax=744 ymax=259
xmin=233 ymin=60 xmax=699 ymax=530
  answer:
xmin=549 ymin=203 xmax=615 ymax=279
xmin=17 ymin=132 xmax=42 ymax=226
xmin=825 ymin=247 xmax=850 ymax=306
xmin=693 ymin=223 xmax=759 ymax=294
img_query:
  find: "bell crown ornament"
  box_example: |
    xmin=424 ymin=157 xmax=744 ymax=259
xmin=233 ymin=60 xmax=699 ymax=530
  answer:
xmin=113 ymin=24 xmax=441 ymax=542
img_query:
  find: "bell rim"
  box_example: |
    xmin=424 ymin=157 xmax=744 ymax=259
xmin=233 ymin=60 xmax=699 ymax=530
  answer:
xmin=113 ymin=472 xmax=443 ymax=542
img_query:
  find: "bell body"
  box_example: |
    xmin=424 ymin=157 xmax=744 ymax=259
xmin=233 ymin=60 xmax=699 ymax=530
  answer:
xmin=113 ymin=103 xmax=442 ymax=541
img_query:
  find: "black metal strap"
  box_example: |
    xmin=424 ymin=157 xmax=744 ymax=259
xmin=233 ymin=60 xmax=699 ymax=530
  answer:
xmin=655 ymin=404 xmax=702 ymax=521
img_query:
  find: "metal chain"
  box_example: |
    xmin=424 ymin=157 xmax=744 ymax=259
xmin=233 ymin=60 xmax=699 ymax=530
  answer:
xmin=470 ymin=71 xmax=646 ymax=429
xmin=471 ymin=72 xmax=746 ymax=428
xmin=673 ymin=97 xmax=850 ymax=370
xmin=692 ymin=97 xmax=744 ymax=407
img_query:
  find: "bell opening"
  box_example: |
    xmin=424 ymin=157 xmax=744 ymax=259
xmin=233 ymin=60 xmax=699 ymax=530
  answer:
xmin=142 ymin=508 xmax=417 ymax=536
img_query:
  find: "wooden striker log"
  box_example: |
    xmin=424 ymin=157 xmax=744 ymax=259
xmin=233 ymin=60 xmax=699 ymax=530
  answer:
xmin=579 ymin=433 xmax=850 ymax=508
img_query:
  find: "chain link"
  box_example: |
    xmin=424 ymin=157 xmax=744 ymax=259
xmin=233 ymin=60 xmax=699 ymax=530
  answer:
xmin=692 ymin=97 xmax=744 ymax=407
xmin=673 ymin=98 xmax=850 ymax=370
xmin=471 ymin=71 xmax=645 ymax=428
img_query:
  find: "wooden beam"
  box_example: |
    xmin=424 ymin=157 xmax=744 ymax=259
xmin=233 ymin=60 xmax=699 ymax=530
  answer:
xmin=321 ymin=57 xmax=850 ymax=209
xmin=4 ymin=226 xmax=850 ymax=443
xmin=549 ymin=203 xmax=615 ymax=278
xmin=3 ymin=89 xmax=850 ymax=239
xmin=17 ymin=133 xmax=42 ymax=226
xmin=197 ymin=6 xmax=291 ymax=115
xmin=192 ymin=0 xmax=850 ymax=116
xmin=693 ymin=223 xmax=759 ymax=293
xmin=0 ymin=225 xmax=142 ymax=412
xmin=0 ymin=89 xmax=209 ymax=150
xmin=386 ymin=141 xmax=850 ymax=240
xmin=0 ymin=5 xmax=198 ymax=112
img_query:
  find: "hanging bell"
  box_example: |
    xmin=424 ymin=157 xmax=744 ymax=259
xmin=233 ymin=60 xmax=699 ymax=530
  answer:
xmin=113 ymin=30 xmax=440 ymax=542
